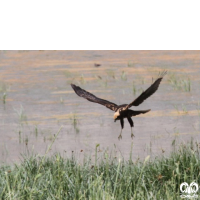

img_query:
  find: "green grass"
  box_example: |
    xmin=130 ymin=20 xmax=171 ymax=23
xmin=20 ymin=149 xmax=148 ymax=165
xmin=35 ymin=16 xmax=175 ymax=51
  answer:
xmin=13 ymin=105 xmax=28 ymax=143
xmin=0 ymin=81 xmax=10 ymax=104
xmin=132 ymin=81 xmax=145 ymax=97
xmin=168 ymin=72 xmax=191 ymax=92
xmin=127 ymin=61 xmax=135 ymax=67
xmin=69 ymin=113 xmax=80 ymax=134
xmin=0 ymin=140 xmax=200 ymax=199
xmin=106 ymin=69 xmax=115 ymax=79
xmin=173 ymin=104 xmax=188 ymax=115
xmin=121 ymin=71 xmax=127 ymax=81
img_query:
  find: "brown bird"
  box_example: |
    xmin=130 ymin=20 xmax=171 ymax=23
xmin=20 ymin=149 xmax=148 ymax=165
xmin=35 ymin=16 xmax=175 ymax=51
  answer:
xmin=71 ymin=71 xmax=166 ymax=140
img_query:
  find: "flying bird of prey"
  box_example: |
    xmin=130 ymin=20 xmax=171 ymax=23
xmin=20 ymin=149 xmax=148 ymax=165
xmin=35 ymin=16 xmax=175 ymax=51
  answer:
xmin=71 ymin=71 xmax=166 ymax=140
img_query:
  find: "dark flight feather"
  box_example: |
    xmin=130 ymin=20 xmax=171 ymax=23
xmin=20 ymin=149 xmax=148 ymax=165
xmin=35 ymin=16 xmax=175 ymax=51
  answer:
xmin=71 ymin=84 xmax=118 ymax=111
xmin=124 ymin=71 xmax=167 ymax=110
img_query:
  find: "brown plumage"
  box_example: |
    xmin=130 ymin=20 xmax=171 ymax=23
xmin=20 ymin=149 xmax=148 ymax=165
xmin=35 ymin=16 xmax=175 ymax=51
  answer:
xmin=71 ymin=71 xmax=166 ymax=139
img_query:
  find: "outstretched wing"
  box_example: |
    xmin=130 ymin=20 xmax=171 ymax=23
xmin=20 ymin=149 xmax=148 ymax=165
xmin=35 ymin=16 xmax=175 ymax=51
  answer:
xmin=124 ymin=71 xmax=167 ymax=110
xmin=71 ymin=84 xmax=118 ymax=111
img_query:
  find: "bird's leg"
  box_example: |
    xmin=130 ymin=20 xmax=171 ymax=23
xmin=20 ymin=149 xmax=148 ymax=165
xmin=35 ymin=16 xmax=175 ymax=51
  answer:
xmin=118 ymin=129 xmax=122 ymax=140
xmin=127 ymin=117 xmax=134 ymax=139
xmin=131 ymin=127 xmax=135 ymax=139
xmin=118 ymin=118 xmax=124 ymax=140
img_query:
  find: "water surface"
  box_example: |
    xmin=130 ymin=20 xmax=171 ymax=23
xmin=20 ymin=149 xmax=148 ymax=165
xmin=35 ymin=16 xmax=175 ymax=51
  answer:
xmin=0 ymin=50 xmax=200 ymax=163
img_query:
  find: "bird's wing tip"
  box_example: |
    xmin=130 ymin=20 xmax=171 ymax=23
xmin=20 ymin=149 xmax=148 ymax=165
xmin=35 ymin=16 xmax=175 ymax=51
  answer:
xmin=71 ymin=83 xmax=76 ymax=88
xmin=71 ymin=84 xmax=78 ymax=92
xmin=159 ymin=70 xmax=167 ymax=78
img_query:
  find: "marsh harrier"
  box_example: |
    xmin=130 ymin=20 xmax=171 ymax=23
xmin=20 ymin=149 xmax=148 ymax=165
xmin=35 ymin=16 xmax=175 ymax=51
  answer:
xmin=71 ymin=71 xmax=166 ymax=139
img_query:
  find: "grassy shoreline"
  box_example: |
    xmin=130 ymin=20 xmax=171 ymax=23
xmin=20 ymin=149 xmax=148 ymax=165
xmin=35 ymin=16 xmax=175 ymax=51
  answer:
xmin=0 ymin=140 xmax=200 ymax=200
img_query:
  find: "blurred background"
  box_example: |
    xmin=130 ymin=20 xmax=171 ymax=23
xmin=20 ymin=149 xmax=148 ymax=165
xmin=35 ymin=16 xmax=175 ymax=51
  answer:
xmin=0 ymin=50 xmax=200 ymax=163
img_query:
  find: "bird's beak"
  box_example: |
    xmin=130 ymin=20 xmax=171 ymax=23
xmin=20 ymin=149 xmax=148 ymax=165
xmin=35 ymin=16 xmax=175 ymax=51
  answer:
xmin=114 ymin=119 xmax=116 ymax=122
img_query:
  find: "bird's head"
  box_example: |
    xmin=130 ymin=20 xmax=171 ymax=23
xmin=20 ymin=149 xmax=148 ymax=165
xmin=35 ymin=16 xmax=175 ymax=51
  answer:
xmin=114 ymin=112 xmax=120 ymax=122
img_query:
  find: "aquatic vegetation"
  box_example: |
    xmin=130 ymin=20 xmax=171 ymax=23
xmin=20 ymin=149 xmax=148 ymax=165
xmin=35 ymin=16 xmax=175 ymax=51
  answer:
xmin=14 ymin=105 xmax=28 ymax=143
xmin=63 ymin=70 xmax=72 ymax=78
xmin=121 ymin=71 xmax=127 ymax=81
xmin=0 ymin=81 xmax=9 ymax=104
xmin=34 ymin=125 xmax=38 ymax=137
xmin=106 ymin=69 xmax=115 ymax=79
xmin=94 ymin=75 xmax=108 ymax=88
xmin=132 ymin=82 xmax=146 ymax=98
xmin=127 ymin=61 xmax=135 ymax=67
xmin=197 ymin=101 xmax=200 ymax=117
xmin=173 ymin=104 xmax=188 ymax=115
xmin=2 ymin=93 xmax=6 ymax=104
xmin=181 ymin=104 xmax=188 ymax=114
xmin=14 ymin=105 xmax=27 ymax=125
xmin=60 ymin=96 xmax=64 ymax=104
xmin=79 ymin=74 xmax=86 ymax=85
xmin=132 ymin=82 xmax=137 ymax=96
xmin=69 ymin=113 xmax=80 ymax=134
xmin=168 ymin=73 xmax=191 ymax=92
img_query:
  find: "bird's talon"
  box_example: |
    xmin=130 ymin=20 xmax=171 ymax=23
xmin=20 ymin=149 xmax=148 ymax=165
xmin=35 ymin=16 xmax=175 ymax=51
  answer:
xmin=118 ymin=134 xmax=122 ymax=140
xmin=131 ymin=133 xmax=135 ymax=139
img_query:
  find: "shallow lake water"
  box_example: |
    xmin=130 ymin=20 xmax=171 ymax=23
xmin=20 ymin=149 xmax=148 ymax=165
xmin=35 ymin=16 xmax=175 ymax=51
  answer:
xmin=0 ymin=50 xmax=200 ymax=163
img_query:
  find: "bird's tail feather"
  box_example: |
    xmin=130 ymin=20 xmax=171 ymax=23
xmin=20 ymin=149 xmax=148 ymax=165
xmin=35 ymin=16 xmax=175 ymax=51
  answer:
xmin=130 ymin=109 xmax=151 ymax=116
